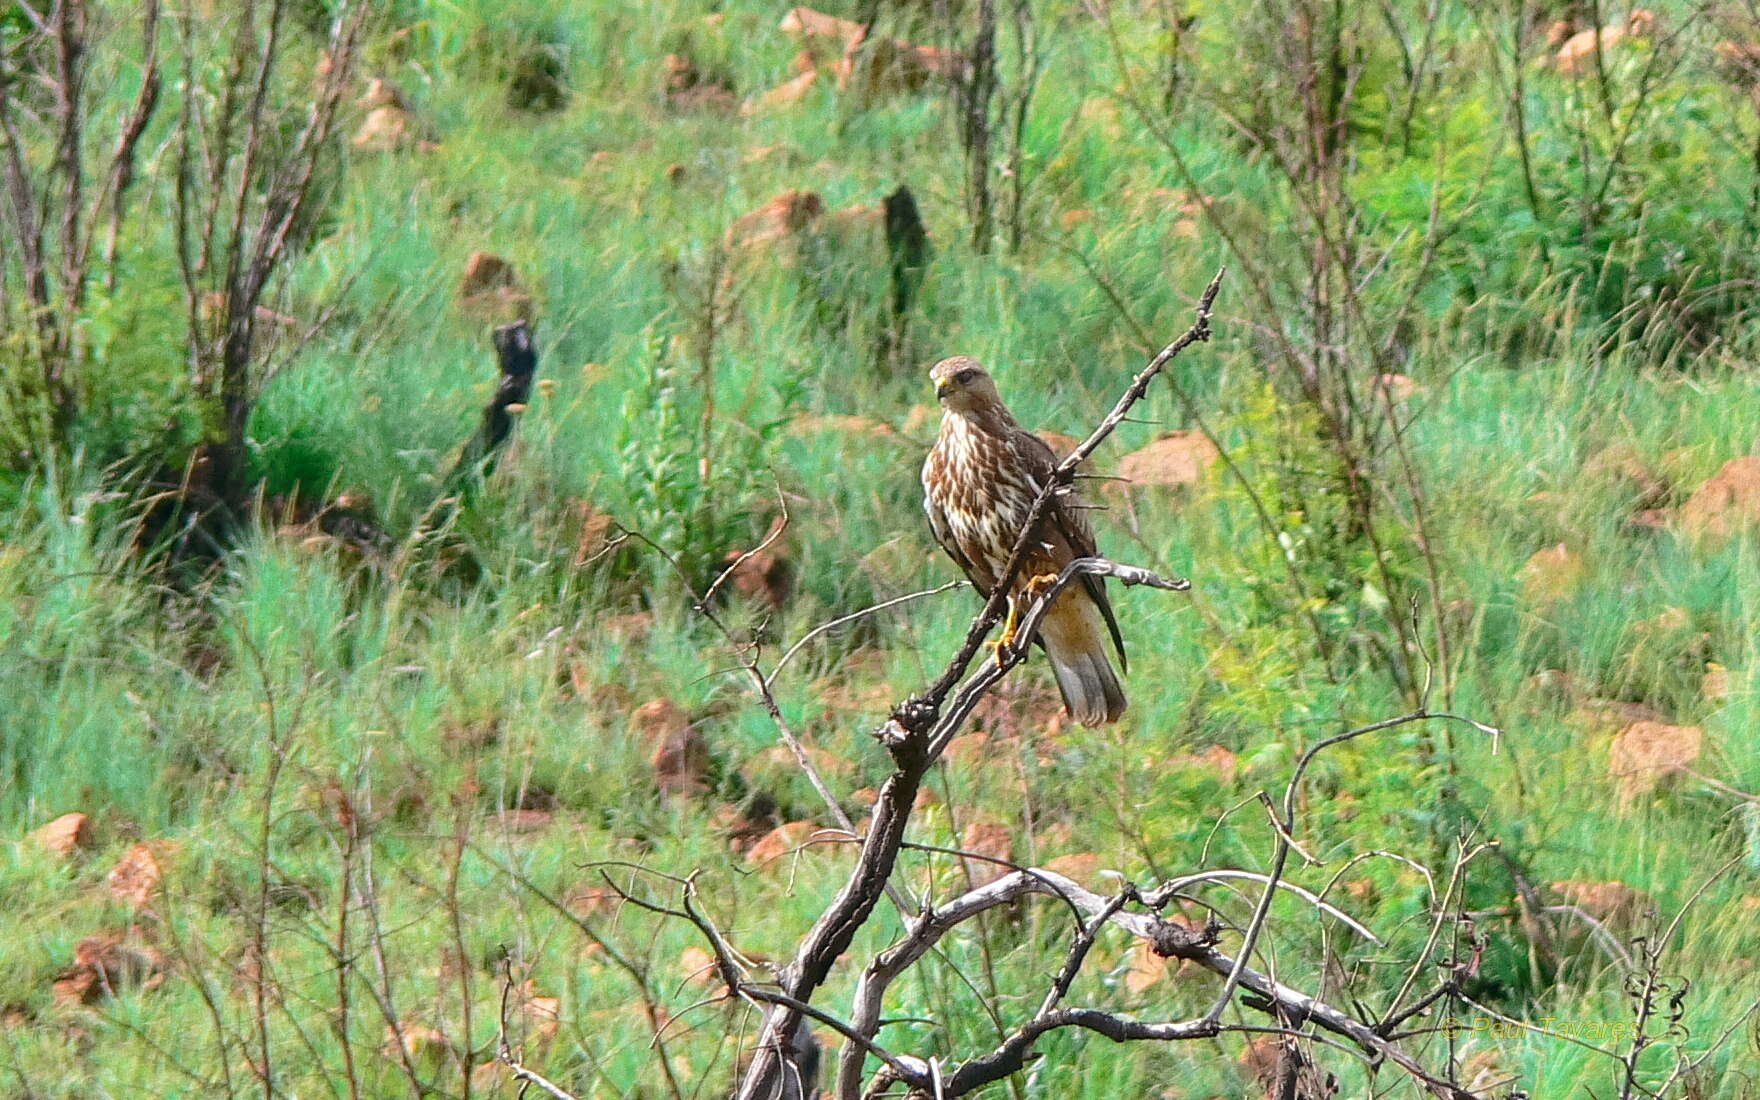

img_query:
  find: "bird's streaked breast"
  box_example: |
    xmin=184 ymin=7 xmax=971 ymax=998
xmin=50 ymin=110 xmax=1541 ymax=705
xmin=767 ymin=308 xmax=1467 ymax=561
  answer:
xmin=927 ymin=414 xmax=1040 ymax=585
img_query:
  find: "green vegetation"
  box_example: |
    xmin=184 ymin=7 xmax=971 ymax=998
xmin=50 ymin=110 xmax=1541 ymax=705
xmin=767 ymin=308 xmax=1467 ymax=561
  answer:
xmin=4 ymin=0 xmax=1760 ymax=1095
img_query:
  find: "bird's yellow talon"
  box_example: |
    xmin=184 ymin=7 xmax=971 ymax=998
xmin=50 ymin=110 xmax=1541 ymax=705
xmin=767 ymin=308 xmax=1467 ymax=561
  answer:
xmin=992 ymin=575 xmax=1061 ymax=659
xmin=993 ymin=598 xmax=1023 ymax=657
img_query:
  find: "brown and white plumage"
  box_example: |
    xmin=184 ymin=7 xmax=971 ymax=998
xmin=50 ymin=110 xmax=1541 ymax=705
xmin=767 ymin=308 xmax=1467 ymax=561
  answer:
xmin=920 ymin=356 xmax=1127 ymax=726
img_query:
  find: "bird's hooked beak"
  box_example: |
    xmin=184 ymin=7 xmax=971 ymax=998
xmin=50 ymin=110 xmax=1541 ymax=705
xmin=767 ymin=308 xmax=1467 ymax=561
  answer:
xmin=935 ymin=377 xmax=951 ymax=398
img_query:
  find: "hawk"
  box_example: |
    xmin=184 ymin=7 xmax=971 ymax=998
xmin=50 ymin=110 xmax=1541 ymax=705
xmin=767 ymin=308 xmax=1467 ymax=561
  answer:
xmin=921 ymin=357 xmax=1127 ymax=726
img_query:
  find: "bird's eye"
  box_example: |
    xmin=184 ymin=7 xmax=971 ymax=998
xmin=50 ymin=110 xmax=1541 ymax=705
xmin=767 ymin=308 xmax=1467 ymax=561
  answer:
xmin=955 ymin=369 xmax=976 ymax=384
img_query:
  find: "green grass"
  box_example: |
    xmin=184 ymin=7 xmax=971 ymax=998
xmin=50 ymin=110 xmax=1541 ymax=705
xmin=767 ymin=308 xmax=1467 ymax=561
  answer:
xmin=4 ymin=0 xmax=1760 ymax=1095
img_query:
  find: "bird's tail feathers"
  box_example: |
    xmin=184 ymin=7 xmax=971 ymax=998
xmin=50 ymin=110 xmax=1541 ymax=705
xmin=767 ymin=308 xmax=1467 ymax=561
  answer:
xmin=1038 ymin=596 xmax=1127 ymax=727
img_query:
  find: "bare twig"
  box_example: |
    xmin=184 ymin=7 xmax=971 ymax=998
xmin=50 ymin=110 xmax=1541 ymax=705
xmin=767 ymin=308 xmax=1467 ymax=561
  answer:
xmin=735 ymin=274 xmax=1224 ymax=1099
xmin=491 ymin=958 xmax=582 ymax=1100
xmin=765 ymin=580 xmax=967 ymax=689
xmin=830 ymin=865 xmax=1476 ymax=1098
xmin=1205 ymin=709 xmax=1500 ymax=1030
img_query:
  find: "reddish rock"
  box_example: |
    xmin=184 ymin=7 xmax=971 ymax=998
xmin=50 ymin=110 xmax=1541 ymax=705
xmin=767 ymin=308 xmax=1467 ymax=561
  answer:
xmin=1124 ymin=937 xmax=1170 ymax=995
xmin=1041 ymin=852 xmax=1106 ymax=889
xmin=1237 ymin=1034 xmax=1332 ymax=1099
xmin=1171 ymin=744 xmax=1239 ymax=785
xmin=742 ymin=68 xmax=820 ymax=116
xmin=1371 ymin=373 xmax=1419 ymax=403
xmin=943 ymin=730 xmax=995 ymax=767
xmin=1341 ymin=878 xmax=1378 ymax=905
xmin=459 ymin=250 xmax=517 ymax=298
xmin=651 ymin=730 xmax=709 ymax=797
xmin=1549 ymin=880 xmax=1654 ymax=932
xmin=565 ymin=884 xmax=622 ymax=917
xmin=54 ymin=931 xmax=165 ymax=1006
xmin=678 ymin=945 xmax=719 ymax=987
xmin=780 ymin=6 xmax=866 ymax=60
xmin=813 ymin=670 xmax=895 ymax=720
xmin=969 ymin=679 xmax=1068 ymax=739
xmin=629 ymin=699 xmax=708 ymax=795
xmin=352 ymin=105 xmax=414 ymax=152
xmin=1518 ymin=543 xmax=1582 ymax=604
xmin=959 ymin=821 xmax=1014 ymax=888
xmin=711 ymin=805 xmax=773 ymax=853
xmin=726 ymin=190 xmax=826 ymax=251
xmin=199 ymin=292 xmax=301 ymax=333
xmin=742 ymin=741 xmax=853 ymax=788
xmin=1555 ymin=9 xmax=1656 ymax=73
xmin=1609 ymin=720 xmax=1702 ymax=804
xmin=573 ymin=504 xmax=616 ymax=566
xmin=663 ymin=53 xmax=736 ymax=113
xmin=835 ymin=34 xmax=965 ymax=104
xmin=1703 ymin=662 xmax=1733 ymax=701
xmin=900 ymin=403 xmax=939 ymax=437
xmin=30 ymin=813 xmax=92 ymax=859
xmin=1037 ymin=430 xmax=1081 ymax=461
xmin=516 ymin=982 xmax=560 ymax=1045
xmin=719 ymin=515 xmax=793 ymax=607
xmin=457 ymin=251 xmax=532 ymax=321
xmin=381 ymin=1022 xmax=454 ymax=1065
xmin=1680 ymin=457 xmax=1760 ymax=538
xmin=357 ymin=78 xmax=404 ymax=111
xmin=746 ymin=821 xmax=820 ymax=870
xmin=1459 ymin=1048 xmax=1511 ymax=1094
xmin=1114 ymin=431 xmax=1219 ymax=491
xmin=106 ymin=844 xmax=163 ymax=910
xmin=631 ymin=698 xmax=690 ymax=741
xmin=783 ymin=5 xmax=961 ymax=102
xmin=1714 ymin=40 xmax=1760 ymax=83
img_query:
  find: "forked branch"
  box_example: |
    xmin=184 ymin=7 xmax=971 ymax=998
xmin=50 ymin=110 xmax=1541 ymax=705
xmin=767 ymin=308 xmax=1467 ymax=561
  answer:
xmin=580 ymin=270 xmax=1484 ymax=1100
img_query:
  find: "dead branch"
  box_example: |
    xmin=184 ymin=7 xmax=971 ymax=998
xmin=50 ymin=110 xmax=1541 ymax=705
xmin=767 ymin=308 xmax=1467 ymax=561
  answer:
xmin=527 ymin=268 xmax=1492 ymax=1099
xmin=494 ymin=960 xmax=583 ymax=1100
xmin=758 ymin=330 xmax=1216 ymax=1090
xmin=731 ymin=274 xmax=1225 ymax=1099
xmin=618 ymin=521 xmax=889 ymax=905
xmin=180 ymin=0 xmax=370 ymax=509
xmin=766 ymin=580 xmax=966 ymax=688
xmin=1205 ymin=708 xmax=1501 ymax=1034
xmin=832 ymin=863 xmax=1476 ymax=1098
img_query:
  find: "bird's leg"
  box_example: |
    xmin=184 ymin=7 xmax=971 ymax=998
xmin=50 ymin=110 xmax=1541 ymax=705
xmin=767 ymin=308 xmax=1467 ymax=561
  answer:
xmin=988 ymin=596 xmax=1019 ymax=662
xmin=990 ymin=573 xmax=1062 ymax=659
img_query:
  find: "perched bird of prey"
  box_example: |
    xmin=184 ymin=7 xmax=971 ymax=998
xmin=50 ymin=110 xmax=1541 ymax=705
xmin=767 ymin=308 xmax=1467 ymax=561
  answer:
xmin=921 ymin=357 xmax=1128 ymax=726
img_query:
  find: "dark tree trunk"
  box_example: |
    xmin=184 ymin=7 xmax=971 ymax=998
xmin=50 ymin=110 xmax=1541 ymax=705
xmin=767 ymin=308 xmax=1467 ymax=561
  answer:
xmin=884 ymin=185 xmax=929 ymax=324
xmin=960 ymin=0 xmax=997 ymax=253
xmin=448 ymin=319 xmax=537 ymax=486
xmin=876 ymin=184 xmax=931 ymax=372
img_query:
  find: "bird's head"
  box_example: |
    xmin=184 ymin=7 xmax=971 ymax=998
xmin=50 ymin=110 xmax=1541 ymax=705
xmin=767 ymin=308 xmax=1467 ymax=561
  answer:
xmin=930 ymin=356 xmax=1001 ymax=415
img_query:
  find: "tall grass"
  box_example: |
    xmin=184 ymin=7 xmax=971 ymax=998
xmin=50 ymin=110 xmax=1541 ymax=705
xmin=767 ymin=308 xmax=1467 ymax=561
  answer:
xmin=2 ymin=0 xmax=1758 ymax=1095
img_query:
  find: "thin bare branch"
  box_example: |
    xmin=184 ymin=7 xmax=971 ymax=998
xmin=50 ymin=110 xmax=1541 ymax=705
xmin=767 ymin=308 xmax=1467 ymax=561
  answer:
xmin=765 ymin=580 xmax=967 ymax=689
